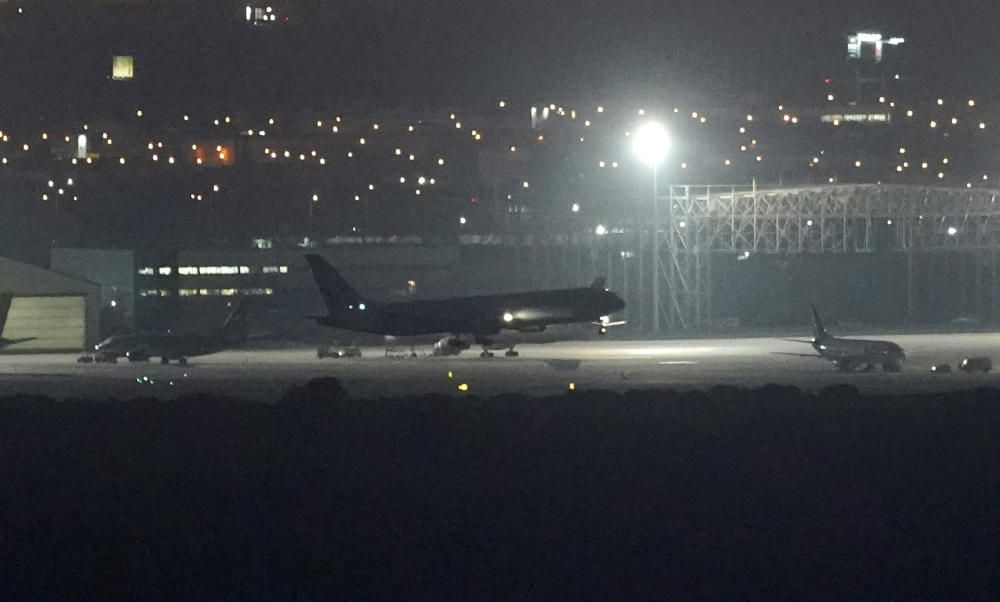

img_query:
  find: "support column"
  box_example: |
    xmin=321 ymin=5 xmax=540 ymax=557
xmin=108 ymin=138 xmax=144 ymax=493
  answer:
xmin=652 ymin=167 xmax=660 ymax=333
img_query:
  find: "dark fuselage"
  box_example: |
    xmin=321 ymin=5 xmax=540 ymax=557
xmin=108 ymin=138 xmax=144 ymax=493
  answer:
xmin=319 ymin=287 xmax=624 ymax=337
xmin=812 ymin=335 xmax=906 ymax=371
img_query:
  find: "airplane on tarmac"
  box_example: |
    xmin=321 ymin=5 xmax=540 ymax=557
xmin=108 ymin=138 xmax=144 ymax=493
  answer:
xmin=778 ymin=304 xmax=906 ymax=372
xmin=305 ymin=254 xmax=626 ymax=357
xmin=86 ymin=299 xmax=249 ymax=365
xmin=0 ymin=293 xmax=36 ymax=349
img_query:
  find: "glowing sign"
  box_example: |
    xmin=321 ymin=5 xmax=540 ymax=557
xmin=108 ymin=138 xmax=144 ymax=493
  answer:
xmin=821 ymin=113 xmax=892 ymax=125
xmin=111 ymin=56 xmax=134 ymax=80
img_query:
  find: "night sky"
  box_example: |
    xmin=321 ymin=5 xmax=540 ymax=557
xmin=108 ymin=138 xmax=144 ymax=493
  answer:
xmin=2 ymin=0 xmax=999 ymax=114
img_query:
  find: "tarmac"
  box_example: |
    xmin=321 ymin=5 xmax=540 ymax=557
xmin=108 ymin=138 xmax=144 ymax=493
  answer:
xmin=2 ymin=333 xmax=1000 ymax=401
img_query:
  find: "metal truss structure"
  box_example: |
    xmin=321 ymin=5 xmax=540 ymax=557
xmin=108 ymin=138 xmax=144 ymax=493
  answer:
xmin=646 ymin=184 xmax=1000 ymax=331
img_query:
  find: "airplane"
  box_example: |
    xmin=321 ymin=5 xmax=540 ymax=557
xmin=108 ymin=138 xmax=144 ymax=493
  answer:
xmin=87 ymin=299 xmax=249 ymax=365
xmin=778 ymin=304 xmax=905 ymax=372
xmin=305 ymin=254 xmax=626 ymax=357
xmin=0 ymin=292 xmax=36 ymax=349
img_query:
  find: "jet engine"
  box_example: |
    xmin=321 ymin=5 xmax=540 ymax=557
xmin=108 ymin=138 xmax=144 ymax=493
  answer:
xmin=125 ymin=349 xmax=150 ymax=363
xmin=432 ymin=337 xmax=471 ymax=357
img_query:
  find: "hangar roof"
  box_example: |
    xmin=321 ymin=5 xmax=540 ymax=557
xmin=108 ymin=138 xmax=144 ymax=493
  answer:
xmin=0 ymin=256 xmax=100 ymax=297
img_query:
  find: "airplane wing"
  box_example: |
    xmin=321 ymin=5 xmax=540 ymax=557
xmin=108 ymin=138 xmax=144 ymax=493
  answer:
xmin=0 ymin=336 xmax=37 ymax=347
xmin=595 ymin=315 xmax=626 ymax=328
xmin=510 ymin=308 xmax=575 ymax=322
xmin=778 ymin=338 xmax=815 ymax=344
xmin=771 ymin=351 xmax=822 ymax=359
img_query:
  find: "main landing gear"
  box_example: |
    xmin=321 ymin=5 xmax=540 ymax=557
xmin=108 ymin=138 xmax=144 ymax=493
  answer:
xmin=479 ymin=345 xmax=519 ymax=358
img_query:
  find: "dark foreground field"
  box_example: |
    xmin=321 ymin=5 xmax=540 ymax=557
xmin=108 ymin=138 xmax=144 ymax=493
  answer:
xmin=3 ymin=379 xmax=1000 ymax=599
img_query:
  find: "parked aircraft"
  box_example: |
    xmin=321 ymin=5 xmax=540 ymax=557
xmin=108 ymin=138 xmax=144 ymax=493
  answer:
xmin=780 ymin=304 xmax=905 ymax=372
xmin=0 ymin=293 xmax=36 ymax=349
xmin=305 ymin=254 xmax=625 ymax=357
xmin=87 ymin=300 xmax=248 ymax=364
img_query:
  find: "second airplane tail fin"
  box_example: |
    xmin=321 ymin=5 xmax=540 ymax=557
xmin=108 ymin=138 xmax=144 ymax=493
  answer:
xmin=305 ymin=254 xmax=368 ymax=314
xmin=810 ymin=303 xmax=829 ymax=342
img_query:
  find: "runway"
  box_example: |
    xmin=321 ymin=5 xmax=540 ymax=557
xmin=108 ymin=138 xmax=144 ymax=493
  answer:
xmin=2 ymin=332 xmax=1000 ymax=401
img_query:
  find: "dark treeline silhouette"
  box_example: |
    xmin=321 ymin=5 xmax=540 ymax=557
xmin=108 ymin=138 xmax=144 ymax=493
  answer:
xmin=3 ymin=379 xmax=1000 ymax=599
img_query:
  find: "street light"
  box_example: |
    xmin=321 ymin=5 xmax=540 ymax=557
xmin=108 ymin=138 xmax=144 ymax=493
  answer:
xmin=633 ymin=121 xmax=670 ymax=333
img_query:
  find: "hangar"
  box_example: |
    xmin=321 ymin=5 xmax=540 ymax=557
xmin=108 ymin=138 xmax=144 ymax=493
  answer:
xmin=0 ymin=256 xmax=101 ymax=352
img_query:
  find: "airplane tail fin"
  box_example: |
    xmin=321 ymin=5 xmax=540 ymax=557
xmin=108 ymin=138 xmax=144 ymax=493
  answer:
xmin=589 ymin=276 xmax=608 ymax=290
xmin=218 ymin=299 xmax=249 ymax=344
xmin=0 ymin=292 xmax=12 ymax=335
xmin=810 ymin=303 xmax=828 ymax=341
xmin=305 ymin=254 xmax=367 ymax=313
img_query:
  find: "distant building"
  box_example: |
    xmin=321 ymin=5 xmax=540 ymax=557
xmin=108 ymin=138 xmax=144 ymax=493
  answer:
xmin=846 ymin=30 xmax=906 ymax=103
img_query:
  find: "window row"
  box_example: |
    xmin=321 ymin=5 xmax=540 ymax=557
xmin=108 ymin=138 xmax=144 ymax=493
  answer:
xmin=140 ymin=288 xmax=275 ymax=297
xmin=138 ymin=266 xmax=289 ymax=276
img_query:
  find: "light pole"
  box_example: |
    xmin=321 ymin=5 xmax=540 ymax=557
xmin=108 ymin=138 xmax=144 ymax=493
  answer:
xmin=633 ymin=121 xmax=670 ymax=333
xmin=309 ymin=193 xmax=319 ymax=233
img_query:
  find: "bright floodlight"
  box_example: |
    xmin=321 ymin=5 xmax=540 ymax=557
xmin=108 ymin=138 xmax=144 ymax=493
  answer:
xmin=633 ymin=121 xmax=670 ymax=166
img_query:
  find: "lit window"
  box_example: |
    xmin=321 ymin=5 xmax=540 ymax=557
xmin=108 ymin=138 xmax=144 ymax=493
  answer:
xmin=137 ymin=267 xmax=155 ymax=276
xmin=158 ymin=267 xmax=173 ymax=276
xmin=111 ymin=56 xmax=134 ymax=80
xmin=198 ymin=266 xmax=239 ymax=275
xmin=178 ymin=266 xmax=199 ymax=275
